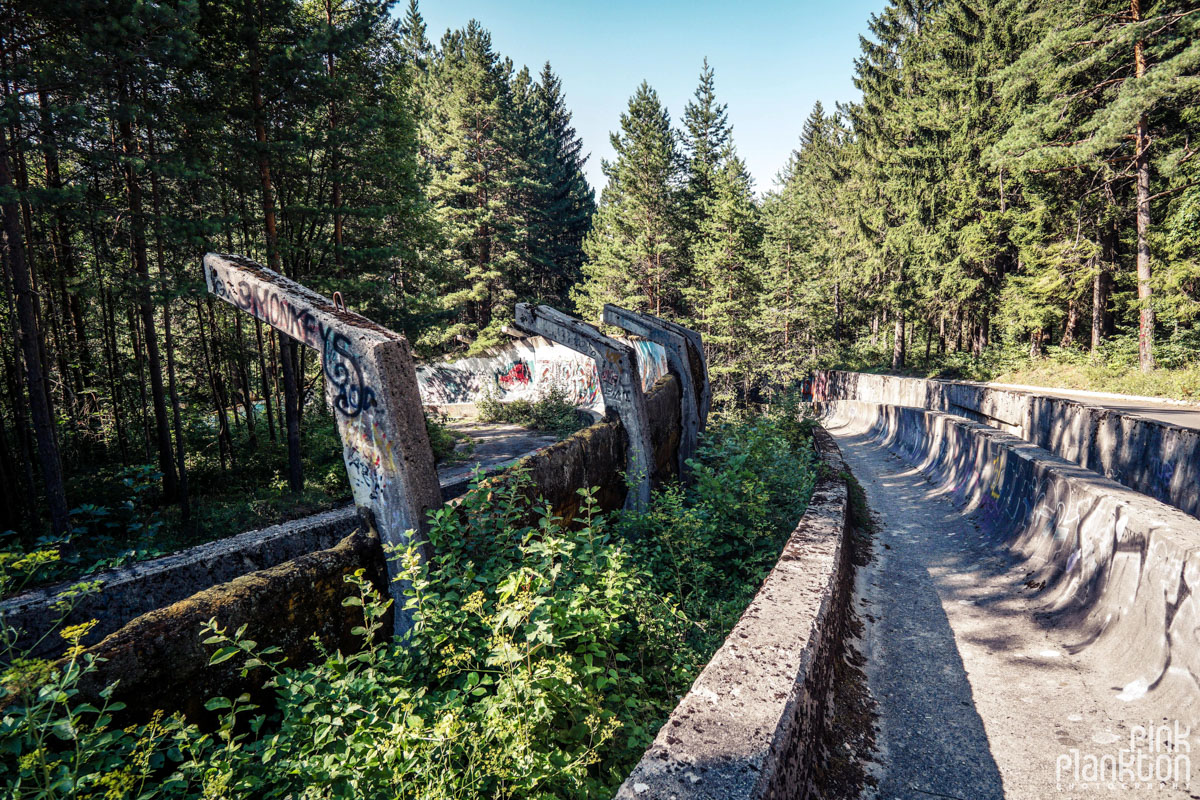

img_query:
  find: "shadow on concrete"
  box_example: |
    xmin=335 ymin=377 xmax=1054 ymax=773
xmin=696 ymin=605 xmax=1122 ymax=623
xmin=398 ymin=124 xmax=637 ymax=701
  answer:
xmin=849 ymin=433 xmax=1008 ymax=800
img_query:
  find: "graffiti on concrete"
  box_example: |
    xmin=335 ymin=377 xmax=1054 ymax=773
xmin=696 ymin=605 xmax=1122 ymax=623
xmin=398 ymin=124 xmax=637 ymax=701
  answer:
xmin=416 ymin=336 xmax=667 ymax=414
xmin=539 ymin=357 xmax=601 ymax=406
xmin=422 ymin=366 xmax=482 ymax=405
xmin=204 ymin=252 xmax=443 ymax=637
xmin=209 ymin=259 xmax=378 ymax=420
xmin=496 ymin=359 xmax=532 ymax=391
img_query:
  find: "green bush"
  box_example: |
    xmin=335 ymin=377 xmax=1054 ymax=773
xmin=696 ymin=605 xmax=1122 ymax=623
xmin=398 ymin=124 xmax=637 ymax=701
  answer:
xmin=478 ymin=385 xmax=586 ymax=436
xmin=1 ymin=408 xmax=818 ymax=799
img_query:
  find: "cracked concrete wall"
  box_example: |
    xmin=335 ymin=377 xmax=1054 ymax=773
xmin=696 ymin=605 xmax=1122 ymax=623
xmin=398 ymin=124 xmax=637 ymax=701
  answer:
xmin=822 ymin=399 xmax=1200 ymax=726
xmin=813 ymin=370 xmax=1200 ymax=520
xmin=615 ymin=427 xmax=853 ymax=800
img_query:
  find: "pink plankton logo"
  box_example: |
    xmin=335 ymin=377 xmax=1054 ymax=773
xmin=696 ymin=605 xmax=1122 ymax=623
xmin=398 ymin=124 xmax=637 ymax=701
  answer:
xmin=1056 ymin=722 xmax=1191 ymax=791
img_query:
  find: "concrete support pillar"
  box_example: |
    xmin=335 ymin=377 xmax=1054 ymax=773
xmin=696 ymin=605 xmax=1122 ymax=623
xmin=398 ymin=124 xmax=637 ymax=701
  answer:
xmin=602 ymin=304 xmax=702 ymax=477
xmin=513 ymin=303 xmax=653 ymax=512
xmin=658 ymin=317 xmax=710 ymax=428
xmin=203 ymin=253 xmax=441 ymax=636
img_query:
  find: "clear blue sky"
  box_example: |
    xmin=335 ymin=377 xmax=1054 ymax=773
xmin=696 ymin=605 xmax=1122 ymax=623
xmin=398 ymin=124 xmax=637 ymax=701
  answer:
xmin=413 ymin=0 xmax=887 ymax=195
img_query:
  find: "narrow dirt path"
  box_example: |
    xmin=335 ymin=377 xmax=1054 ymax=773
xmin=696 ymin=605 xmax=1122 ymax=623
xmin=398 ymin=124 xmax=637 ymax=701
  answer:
xmin=828 ymin=423 xmax=1195 ymax=800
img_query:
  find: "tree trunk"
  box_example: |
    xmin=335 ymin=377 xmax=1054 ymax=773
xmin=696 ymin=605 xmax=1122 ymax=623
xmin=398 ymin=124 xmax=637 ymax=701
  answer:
xmin=195 ymin=299 xmax=233 ymax=471
xmin=325 ymin=0 xmax=344 ymax=277
xmin=144 ymin=117 xmax=190 ymax=519
xmin=235 ymin=314 xmax=257 ymax=446
xmin=1133 ymin=0 xmax=1154 ymax=371
xmin=249 ymin=2 xmax=302 ymax=490
xmin=0 ymin=122 xmax=69 ymax=536
xmin=255 ymin=319 xmax=276 ymax=442
xmin=118 ymin=77 xmax=178 ymax=499
xmin=1030 ymin=328 xmax=1044 ymax=359
xmin=891 ymin=312 xmax=905 ymax=370
xmin=1061 ymin=298 xmax=1079 ymax=348
xmin=38 ymin=89 xmax=92 ymax=387
xmin=279 ymin=334 xmax=303 ymax=492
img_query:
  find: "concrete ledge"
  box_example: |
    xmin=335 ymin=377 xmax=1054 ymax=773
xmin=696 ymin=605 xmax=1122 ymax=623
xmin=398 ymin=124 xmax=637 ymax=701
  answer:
xmin=74 ymin=527 xmax=389 ymax=724
xmin=1 ymin=438 xmax=563 ymax=661
xmin=1 ymin=507 xmax=360 ymax=659
xmin=615 ymin=427 xmax=852 ymax=800
xmin=822 ymin=399 xmax=1200 ymax=725
xmin=814 ymin=370 xmax=1200 ymax=520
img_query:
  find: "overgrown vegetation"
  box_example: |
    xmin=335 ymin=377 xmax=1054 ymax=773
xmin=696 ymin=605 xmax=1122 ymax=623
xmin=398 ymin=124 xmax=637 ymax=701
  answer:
xmin=477 ymin=386 xmax=589 ymax=437
xmin=1 ymin=409 xmax=819 ymax=798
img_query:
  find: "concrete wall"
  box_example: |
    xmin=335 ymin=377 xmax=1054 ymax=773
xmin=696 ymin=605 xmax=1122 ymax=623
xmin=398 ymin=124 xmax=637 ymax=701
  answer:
xmin=1 ymin=507 xmax=360 ymax=660
xmin=822 ymin=399 xmax=1200 ymax=726
xmin=1 ymin=453 xmax=539 ymax=661
xmin=813 ymin=370 xmax=1200 ymax=520
xmin=31 ymin=375 xmax=684 ymax=723
xmin=417 ymin=334 xmax=668 ymax=415
xmin=616 ymin=428 xmax=853 ymax=800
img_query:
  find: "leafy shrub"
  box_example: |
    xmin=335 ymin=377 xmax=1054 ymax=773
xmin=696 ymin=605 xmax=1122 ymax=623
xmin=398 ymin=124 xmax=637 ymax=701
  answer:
xmin=425 ymin=414 xmax=472 ymax=463
xmin=478 ymin=385 xmax=586 ymax=436
xmin=1 ymin=408 xmax=818 ymax=799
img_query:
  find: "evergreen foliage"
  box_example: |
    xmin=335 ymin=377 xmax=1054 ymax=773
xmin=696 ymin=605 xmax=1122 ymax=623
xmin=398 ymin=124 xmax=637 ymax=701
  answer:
xmin=0 ymin=0 xmax=594 ymax=540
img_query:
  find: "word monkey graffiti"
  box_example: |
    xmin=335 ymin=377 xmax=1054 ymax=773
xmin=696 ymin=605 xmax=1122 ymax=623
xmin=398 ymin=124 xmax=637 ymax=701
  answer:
xmin=207 ymin=257 xmax=377 ymax=419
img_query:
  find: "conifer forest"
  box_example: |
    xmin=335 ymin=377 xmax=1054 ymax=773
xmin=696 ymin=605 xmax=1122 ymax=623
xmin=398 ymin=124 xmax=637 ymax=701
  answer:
xmin=1 ymin=0 xmax=1198 ymax=551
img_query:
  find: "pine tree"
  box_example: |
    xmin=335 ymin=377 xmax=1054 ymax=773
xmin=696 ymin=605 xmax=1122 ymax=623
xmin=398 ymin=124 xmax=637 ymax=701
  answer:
xmin=681 ymin=59 xmax=731 ymax=243
xmin=687 ymin=150 xmax=762 ymax=401
xmin=993 ymin=0 xmax=1200 ymax=370
xmin=574 ymin=82 xmax=683 ymax=319
xmin=534 ymin=62 xmax=595 ymax=305
xmin=424 ymin=21 xmax=526 ymax=351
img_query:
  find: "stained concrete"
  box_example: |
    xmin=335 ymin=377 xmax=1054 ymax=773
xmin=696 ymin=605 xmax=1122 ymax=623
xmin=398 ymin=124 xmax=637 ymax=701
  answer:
xmin=435 ymin=421 xmax=559 ymax=497
xmin=615 ymin=428 xmax=852 ymax=800
xmin=815 ymin=370 xmax=1200 ymax=520
xmin=831 ymin=422 xmax=1196 ymax=799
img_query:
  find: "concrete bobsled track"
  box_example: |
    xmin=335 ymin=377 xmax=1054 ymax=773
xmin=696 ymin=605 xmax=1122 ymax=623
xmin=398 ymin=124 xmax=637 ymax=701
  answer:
xmin=814 ymin=370 xmax=1200 ymax=520
xmin=822 ymin=399 xmax=1200 ymax=729
xmin=417 ymin=334 xmax=669 ymax=416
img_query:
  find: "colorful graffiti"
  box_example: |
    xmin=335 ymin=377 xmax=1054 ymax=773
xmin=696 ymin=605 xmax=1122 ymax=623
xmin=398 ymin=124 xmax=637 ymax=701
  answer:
xmin=495 ymin=359 xmax=532 ymax=392
xmin=417 ymin=336 xmax=667 ymax=413
xmin=539 ymin=358 xmax=601 ymax=407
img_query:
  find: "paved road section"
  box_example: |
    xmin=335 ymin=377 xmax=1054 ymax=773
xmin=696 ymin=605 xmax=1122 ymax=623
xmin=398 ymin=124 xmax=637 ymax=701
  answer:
xmin=435 ymin=420 xmax=558 ymax=497
xmin=988 ymin=382 xmax=1200 ymax=431
xmin=830 ymin=422 xmax=1195 ymax=800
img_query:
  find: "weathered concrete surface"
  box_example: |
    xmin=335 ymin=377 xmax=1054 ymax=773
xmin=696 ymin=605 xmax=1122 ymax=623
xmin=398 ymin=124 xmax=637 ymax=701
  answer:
xmin=515 ymin=303 xmax=655 ymax=511
xmin=602 ymin=304 xmax=702 ymax=477
xmin=838 ymin=427 xmax=1195 ymax=798
xmin=823 ymin=399 xmax=1200 ymax=732
xmin=3 ymin=434 xmax=555 ymax=662
xmin=435 ymin=421 xmax=560 ymax=499
xmin=75 ymin=527 xmax=389 ymax=724
xmin=814 ymin=370 xmax=1200 ymax=520
xmin=205 ymin=253 xmax=442 ymax=636
xmin=498 ymin=374 xmax=681 ymax=525
xmin=418 ymin=333 xmax=668 ymax=415
xmin=1 ymin=507 xmax=360 ymax=660
xmin=615 ymin=427 xmax=852 ymax=800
